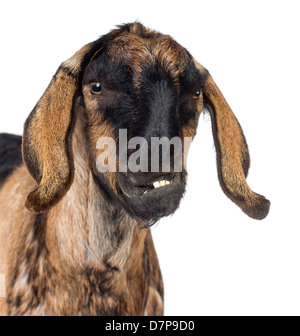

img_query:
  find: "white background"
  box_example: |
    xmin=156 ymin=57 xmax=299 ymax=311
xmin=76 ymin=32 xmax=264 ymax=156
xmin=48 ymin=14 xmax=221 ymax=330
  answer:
xmin=0 ymin=0 xmax=299 ymax=316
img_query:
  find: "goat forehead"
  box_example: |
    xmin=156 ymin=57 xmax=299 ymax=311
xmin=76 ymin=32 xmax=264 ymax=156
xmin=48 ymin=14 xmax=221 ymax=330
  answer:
xmin=107 ymin=33 xmax=190 ymax=83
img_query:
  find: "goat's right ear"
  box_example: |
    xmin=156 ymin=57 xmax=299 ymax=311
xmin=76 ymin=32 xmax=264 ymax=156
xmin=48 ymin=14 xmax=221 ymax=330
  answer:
xmin=22 ymin=43 xmax=95 ymax=213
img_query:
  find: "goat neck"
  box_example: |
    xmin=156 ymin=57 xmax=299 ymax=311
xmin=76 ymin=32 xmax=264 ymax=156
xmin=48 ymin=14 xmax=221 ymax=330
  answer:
xmin=46 ymin=116 xmax=145 ymax=271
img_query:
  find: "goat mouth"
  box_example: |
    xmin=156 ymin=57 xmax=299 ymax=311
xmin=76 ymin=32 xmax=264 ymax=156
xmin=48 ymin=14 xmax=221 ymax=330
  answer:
xmin=117 ymin=173 xmax=183 ymax=198
xmin=117 ymin=172 xmax=186 ymax=221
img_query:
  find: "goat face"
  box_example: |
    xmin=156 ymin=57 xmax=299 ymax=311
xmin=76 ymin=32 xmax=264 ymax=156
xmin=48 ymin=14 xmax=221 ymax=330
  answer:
xmin=80 ymin=33 xmax=204 ymax=222
xmin=22 ymin=22 xmax=270 ymax=221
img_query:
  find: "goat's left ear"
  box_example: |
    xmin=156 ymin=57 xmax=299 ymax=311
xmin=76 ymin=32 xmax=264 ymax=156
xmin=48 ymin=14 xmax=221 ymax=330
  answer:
xmin=194 ymin=60 xmax=270 ymax=220
xmin=22 ymin=43 xmax=95 ymax=213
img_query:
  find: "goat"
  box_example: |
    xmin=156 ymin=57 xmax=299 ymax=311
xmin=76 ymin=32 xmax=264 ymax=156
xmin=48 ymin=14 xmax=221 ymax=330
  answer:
xmin=0 ymin=22 xmax=270 ymax=316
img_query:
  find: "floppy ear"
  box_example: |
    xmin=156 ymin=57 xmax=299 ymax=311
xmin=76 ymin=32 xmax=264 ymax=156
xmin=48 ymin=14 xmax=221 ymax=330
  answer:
xmin=22 ymin=42 xmax=95 ymax=213
xmin=194 ymin=60 xmax=270 ymax=220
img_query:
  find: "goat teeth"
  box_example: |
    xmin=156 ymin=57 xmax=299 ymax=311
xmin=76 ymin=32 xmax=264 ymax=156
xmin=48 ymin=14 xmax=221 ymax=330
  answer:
xmin=153 ymin=181 xmax=160 ymax=188
xmin=153 ymin=180 xmax=171 ymax=188
xmin=143 ymin=191 xmax=148 ymax=195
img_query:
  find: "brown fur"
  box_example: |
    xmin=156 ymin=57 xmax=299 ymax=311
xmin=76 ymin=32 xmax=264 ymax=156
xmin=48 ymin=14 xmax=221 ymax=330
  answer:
xmin=108 ymin=24 xmax=189 ymax=89
xmin=182 ymin=92 xmax=204 ymax=139
xmin=62 ymin=42 xmax=94 ymax=75
xmin=22 ymin=69 xmax=78 ymax=213
xmin=81 ymin=85 xmax=120 ymax=195
xmin=0 ymin=23 xmax=269 ymax=316
xmin=194 ymin=60 xmax=270 ymax=219
xmin=0 ymin=117 xmax=163 ymax=316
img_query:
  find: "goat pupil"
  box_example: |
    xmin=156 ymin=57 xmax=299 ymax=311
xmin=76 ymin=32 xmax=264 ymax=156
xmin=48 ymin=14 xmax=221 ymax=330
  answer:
xmin=91 ymin=83 xmax=102 ymax=93
xmin=195 ymin=91 xmax=200 ymax=97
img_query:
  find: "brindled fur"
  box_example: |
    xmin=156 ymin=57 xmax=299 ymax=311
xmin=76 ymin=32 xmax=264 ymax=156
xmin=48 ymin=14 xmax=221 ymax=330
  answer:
xmin=0 ymin=116 xmax=163 ymax=316
xmin=0 ymin=22 xmax=269 ymax=316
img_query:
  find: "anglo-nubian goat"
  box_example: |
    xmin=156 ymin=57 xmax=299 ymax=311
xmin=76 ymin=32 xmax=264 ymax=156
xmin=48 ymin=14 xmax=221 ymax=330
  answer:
xmin=0 ymin=22 xmax=270 ymax=316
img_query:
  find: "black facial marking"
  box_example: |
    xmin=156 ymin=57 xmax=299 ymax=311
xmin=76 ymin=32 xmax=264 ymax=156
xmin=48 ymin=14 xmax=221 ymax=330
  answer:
xmin=178 ymin=61 xmax=206 ymax=126
xmin=83 ymin=52 xmax=136 ymax=133
xmin=0 ymin=133 xmax=23 ymax=187
xmin=81 ymin=33 xmax=208 ymax=222
xmin=134 ymin=64 xmax=179 ymax=140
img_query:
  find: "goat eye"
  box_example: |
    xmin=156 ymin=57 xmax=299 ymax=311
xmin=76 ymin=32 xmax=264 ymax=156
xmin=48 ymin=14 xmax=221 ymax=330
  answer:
xmin=193 ymin=90 xmax=201 ymax=99
xmin=91 ymin=82 xmax=102 ymax=94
